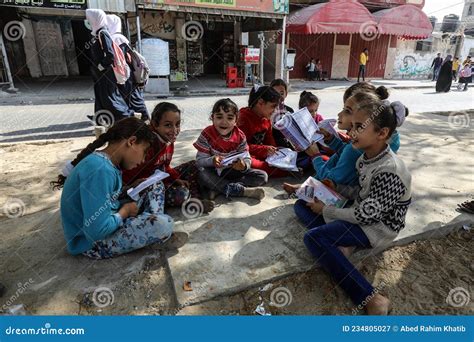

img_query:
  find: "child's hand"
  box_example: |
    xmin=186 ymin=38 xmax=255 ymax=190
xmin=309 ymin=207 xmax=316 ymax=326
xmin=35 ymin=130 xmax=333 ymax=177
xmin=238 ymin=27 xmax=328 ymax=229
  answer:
xmin=305 ymin=142 xmax=320 ymax=157
xmin=175 ymin=179 xmax=190 ymax=188
xmin=119 ymin=202 xmax=139 ymax=219
xmin=213 ymin=156 xmax=223 ymax=168
xmin=306 ymin=200 xmax=325 ymax=214
xmin=319 ymin=127 xmax=333 ymax=142
xmin=266 ymin=146 xmax=278 ymax=156
xmin=232 ymin=158 xmax=247 ymax=171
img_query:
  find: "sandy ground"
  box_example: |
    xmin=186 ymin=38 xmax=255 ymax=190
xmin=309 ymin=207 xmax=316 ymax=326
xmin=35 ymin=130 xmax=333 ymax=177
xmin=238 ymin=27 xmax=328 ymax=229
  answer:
xmin=0 ymin=136 xmax=472 ymax=315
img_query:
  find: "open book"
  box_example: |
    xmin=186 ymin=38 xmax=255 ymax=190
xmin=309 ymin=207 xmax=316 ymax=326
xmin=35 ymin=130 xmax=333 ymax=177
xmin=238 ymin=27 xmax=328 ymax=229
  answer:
xmin=266 ymin=148 xmax=299 ymax=171
xmin=318 ymin=119 xmax=338 ymax=147
xmin=127 ymin=169 xmax=170 ymax=201
xmin=296 ymin=177 xmax=347 ymax=208
xmin=274 ymin=107 xmax=324 ymax=152
xmin=217 ymin=151 xmax=249 ymax=176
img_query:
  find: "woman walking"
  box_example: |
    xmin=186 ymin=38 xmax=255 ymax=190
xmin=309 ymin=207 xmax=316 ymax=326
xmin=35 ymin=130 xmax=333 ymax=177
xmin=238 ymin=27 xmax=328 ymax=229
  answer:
xmin=435 ymin=55 xmax=453 ymax=93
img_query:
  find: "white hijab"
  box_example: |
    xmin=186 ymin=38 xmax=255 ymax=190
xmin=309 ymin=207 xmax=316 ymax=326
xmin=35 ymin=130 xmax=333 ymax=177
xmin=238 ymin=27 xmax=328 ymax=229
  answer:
xmin=106 ymin=14 xmax=130 ymax=46
xmin=85 ymin=9 xmax=107 ymax=36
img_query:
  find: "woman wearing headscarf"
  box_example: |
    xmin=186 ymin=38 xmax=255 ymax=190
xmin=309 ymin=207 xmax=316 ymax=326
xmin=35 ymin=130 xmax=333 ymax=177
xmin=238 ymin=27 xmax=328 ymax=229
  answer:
xmin=85 ymin=9 xmax=133 ymax=123
xmin=106 ymin=14 xmax=149 ymax=121
xmin=435 ymin=55 xmax=453 ymax=93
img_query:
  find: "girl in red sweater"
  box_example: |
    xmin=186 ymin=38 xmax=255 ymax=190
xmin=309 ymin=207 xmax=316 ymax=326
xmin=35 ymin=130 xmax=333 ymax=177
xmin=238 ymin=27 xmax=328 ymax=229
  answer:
xmin=238 ymin=85 xmax=288 ymax=178
xmin=122 ymin=102 xmax=214 ymax=213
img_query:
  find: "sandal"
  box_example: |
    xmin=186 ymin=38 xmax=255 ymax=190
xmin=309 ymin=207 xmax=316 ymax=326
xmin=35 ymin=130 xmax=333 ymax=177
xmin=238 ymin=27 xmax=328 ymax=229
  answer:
xmin=456 ymin=200 xmax=474 ymax=214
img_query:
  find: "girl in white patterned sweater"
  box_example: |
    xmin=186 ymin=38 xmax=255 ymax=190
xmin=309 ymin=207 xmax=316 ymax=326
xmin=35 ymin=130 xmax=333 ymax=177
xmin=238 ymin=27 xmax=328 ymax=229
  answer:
xmin=301 ymin=91 xmax=412 ymax=315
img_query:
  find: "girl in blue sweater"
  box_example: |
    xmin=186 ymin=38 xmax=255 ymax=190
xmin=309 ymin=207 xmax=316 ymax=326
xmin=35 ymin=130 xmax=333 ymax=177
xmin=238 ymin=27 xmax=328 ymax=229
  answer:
xmin=52 ymin=117 xmax=180 ymax=259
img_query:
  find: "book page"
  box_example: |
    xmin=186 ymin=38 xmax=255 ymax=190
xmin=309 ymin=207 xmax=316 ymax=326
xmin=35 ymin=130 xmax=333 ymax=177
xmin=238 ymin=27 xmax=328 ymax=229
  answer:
xmin=127 ymin=169 xmax=170 ymax=201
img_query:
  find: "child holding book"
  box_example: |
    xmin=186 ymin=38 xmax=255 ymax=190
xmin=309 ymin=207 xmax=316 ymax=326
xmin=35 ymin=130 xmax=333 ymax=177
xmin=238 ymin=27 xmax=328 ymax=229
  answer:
xmin=122 ymin=102 xmax=214 ymax=212
xmin=302 ymin=91 xmax=412 ymax=315
xmin=238 ymin=85 xmax=288 ymax=178
xmin=52 ymin=117 xmax=183 ymax=259
xmin=270 ymin=79 xmax=294 ymax=149
xmin=194 ymin=98 xmax=268 ymax=200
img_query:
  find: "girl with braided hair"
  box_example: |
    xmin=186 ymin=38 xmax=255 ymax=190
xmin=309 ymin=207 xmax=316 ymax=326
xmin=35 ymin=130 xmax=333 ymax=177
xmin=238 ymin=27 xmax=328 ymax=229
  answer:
xmin=52 ymin=117 xmax=184 ymax=259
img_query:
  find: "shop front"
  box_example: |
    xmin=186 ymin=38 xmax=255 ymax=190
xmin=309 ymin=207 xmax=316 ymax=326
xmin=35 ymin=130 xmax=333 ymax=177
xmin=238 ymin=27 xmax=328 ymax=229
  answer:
xmin=134 ymin=0 xmax=288 ymax=90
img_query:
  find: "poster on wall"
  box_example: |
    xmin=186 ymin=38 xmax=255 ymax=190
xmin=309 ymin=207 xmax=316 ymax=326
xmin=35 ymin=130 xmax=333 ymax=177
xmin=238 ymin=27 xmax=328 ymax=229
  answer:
xmin=139 ymin=0 xmax=289 ymax=14
xmin=0 ymin=0 xmax=87 ymax=10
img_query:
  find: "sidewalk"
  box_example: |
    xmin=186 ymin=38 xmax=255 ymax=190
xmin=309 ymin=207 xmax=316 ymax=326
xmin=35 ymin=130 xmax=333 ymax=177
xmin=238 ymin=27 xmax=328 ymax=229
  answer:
xmin=0 ymin=109 xmax=472 ymax=314
xmin=0 ymin=76 xmax=439 ymax=105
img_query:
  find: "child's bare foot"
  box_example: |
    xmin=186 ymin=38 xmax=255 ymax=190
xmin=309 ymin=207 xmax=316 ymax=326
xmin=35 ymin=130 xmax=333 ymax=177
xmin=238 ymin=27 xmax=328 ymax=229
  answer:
xmin=338 ymin=246 xmax=356 ymax=258
xmin=366 ymin=294 xmax=390 ymax=315
xmin=243 ymin=187 xmax=265 ymax=200
xmin=283 ymin=183 xmax=300 ymax=195
xmin=201 ymin=199 xmax=215 ymax=213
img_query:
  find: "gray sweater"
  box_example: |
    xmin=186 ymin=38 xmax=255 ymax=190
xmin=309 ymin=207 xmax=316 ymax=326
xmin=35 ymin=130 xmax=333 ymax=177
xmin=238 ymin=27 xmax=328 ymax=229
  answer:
xmin=323 ymin=145 xmax=412 ymax=248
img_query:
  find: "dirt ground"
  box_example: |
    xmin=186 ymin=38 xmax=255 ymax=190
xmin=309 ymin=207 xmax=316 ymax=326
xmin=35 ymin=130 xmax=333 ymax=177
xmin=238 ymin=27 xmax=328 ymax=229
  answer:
xmin=0 ymin=139 xmax=472 ymax=315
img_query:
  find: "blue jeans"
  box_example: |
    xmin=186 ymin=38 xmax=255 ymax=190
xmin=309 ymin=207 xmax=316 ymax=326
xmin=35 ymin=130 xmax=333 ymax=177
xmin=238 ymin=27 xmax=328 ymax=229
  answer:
xmin=295 ymin=200 xmax=374 ymax=306
xmin=294 ymin=199 xmax=326 ymax=228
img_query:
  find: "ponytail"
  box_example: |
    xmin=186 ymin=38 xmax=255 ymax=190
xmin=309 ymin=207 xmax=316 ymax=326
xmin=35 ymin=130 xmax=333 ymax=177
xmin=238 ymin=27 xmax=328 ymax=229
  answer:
xmin=343 ymin=82 xmax=389 ymax=102
xmin=248 ymin=85 xmax=280 ymax=108
xmin=51 ymin=117 xmax=154 ymax=190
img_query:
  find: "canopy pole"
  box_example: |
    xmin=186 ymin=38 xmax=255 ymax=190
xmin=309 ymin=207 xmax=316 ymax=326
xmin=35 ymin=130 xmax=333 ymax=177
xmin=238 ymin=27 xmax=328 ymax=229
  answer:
xmin=280 ymin=15 xmax=287 ymax=79
xmin=136 ymin=6 xmax=142 ymax=53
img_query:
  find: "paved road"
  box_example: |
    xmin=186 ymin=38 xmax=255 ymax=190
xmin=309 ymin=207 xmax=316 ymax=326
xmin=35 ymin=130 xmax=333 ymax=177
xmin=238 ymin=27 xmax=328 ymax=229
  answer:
xmin=0 ymin=87 xmax=472 ymax=143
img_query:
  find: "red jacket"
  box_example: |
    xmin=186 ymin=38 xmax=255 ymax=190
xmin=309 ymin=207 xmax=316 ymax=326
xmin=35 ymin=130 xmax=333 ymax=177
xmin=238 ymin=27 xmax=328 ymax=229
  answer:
xmin=237 ymin=107 xmax=276 ymax=160
xmin=122 ymin=134 xmax=180 ymax=186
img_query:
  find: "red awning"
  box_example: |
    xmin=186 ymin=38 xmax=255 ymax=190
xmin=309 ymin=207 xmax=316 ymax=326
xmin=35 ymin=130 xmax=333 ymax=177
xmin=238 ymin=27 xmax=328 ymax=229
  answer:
xmin=287 ymin=0 xmax=376 ymax=35
xmin=373 ymin=5 xmax=433 ymax=40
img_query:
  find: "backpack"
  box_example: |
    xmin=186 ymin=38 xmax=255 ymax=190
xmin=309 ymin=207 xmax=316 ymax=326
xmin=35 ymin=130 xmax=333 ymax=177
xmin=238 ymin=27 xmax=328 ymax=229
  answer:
xmin=128 ymin=48 xmax=150 ymax=85
xmin=98 ymin=30 xmax=130 ymax=85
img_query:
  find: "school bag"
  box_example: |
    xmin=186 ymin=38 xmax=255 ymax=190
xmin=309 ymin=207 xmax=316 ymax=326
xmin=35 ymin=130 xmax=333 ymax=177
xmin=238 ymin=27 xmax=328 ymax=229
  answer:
xmin=128 ymin=48 xmax=150 ymax=86
xmin=98 ymin=30 xmax=130 ymax=85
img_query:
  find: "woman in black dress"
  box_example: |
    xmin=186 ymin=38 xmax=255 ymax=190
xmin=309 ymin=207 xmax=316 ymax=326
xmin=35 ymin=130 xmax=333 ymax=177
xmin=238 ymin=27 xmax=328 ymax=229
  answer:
xmin=435 ymin=55 xmax=453 ymax=93
xmin=85 ymin=9 xmax=133 ymax=124
xmin=106 ymin=14 xmax=149 ymax=121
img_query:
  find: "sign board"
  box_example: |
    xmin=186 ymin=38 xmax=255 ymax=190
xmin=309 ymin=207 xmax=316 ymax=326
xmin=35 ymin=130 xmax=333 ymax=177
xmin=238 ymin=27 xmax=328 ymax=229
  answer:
xmin=139 ymin=0 xmax=288 ymax=14
xmin=0 ymin=0 xmax=87 ymax=10
xmin=243 ymin=47 xmax=259 ymax=63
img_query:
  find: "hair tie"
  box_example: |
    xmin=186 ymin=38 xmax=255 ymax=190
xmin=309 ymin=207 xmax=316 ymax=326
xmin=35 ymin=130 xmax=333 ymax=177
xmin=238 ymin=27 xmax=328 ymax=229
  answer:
xmin=61 ymin=160 xmax=74 ymax=177
xmin=390 ymin=101 xmax=406 ymax=127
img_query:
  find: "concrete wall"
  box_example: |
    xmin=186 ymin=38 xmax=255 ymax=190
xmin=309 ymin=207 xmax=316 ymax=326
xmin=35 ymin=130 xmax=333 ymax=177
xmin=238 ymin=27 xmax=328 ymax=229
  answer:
xmin=460 ymin=37 xmax=474 ymax=59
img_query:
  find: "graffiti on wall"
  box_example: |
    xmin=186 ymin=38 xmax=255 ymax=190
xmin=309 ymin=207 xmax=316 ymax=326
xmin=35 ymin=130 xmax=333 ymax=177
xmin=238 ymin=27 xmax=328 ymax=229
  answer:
xmin=393 ymin=53 xmax=434 ymax=79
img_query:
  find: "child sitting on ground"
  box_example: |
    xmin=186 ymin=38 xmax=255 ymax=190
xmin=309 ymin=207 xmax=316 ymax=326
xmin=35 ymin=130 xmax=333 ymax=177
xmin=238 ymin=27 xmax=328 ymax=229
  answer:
xmin=52 ymin=117 xmax=186 ymax=259
xmin=122 ymin=102 xmax=214 ymax=213
xmin=238 ymin=85 xmax=289 ymax=178
xmin=283 ymin=84 xmax=407 ymax=194
xmin=194 ymin=98 xmax=268 ymax=200
xmin=270 ymin=79 xmax=294 ymax=149
xmin=299 ymin=91 xmax=412 ymax=315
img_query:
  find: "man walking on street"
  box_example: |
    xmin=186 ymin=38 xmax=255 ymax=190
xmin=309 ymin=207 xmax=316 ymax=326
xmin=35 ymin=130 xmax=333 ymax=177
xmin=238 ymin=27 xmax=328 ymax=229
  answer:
xmin=431 ymin=53 xmax=443 ymax=81
xmin=357 ymin=48 xmax=369 ymax=82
